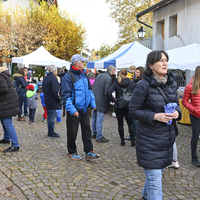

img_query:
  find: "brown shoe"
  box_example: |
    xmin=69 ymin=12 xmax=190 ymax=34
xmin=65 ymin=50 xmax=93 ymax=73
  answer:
xmin=17 ymin=116 xmax=26 ymax=121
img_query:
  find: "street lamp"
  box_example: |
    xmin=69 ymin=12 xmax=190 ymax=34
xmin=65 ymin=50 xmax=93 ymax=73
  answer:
xmin=96 ymin=53 xmax=99 ymax=60
xmin=138 ymin=26 xmax=146 ymax=39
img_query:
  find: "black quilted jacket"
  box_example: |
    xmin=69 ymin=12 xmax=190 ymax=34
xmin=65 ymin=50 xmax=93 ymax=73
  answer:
xmin=129 ymin=72 xmax=182 ymax=169
xmin=0 ymin=67 xmax=20 ymax=118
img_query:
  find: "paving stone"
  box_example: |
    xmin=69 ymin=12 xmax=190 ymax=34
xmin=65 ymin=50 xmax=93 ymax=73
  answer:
xmin=0 ymin=101 xmax=200 ymax=199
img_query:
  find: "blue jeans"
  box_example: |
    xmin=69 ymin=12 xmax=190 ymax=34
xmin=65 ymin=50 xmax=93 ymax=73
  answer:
xmin=0 ymin=117 xmax=19 ymax=147
xmin=142 ymin=168 xmax=164 ymax=200
xmin=24 ymin=95 xmax=28 ymax=115
xmin=190 ymin=114 xmax=200 ymax=158
xmin=92 ymin=110 xmax=105 ymax=140
xmin=56 ymin=110 xmax=62 ymax=118
xmin=29 ymin=109 xmax=36 ymax=122
xmin=18 ymin=93 xmax=25 ymax=117
xmin=47 ymin=110 xmax=56 ymax=136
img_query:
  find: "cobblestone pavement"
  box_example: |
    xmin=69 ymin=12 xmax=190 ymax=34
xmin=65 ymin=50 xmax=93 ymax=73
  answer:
xmin=0 ymin=100 xmax=200 ymax=200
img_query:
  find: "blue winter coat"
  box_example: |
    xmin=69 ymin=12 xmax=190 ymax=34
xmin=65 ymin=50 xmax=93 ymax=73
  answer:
xmin=42 ymin=72 xmax=61 ymax=110
xmin=61 ymin=67 xmax=96 ymax=115
xmin=129 ymin=72 xmax=182 ymax=169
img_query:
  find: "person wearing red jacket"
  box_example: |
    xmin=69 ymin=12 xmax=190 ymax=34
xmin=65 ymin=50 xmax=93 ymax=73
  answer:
xmin=182 ymin=66 xmax=200 ymax=167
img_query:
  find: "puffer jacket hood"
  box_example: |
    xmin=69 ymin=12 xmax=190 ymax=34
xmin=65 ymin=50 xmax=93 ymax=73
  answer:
xmin=0 ymin=66 xmax=8 ymax=73
xmin=26 ymin=90 xmax=35 ymax=98
xmin=13 ymin=73 xmax=23 ymax=79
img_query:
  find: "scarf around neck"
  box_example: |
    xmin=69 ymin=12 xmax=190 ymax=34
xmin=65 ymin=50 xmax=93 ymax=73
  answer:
xmin=153 ymin=74 xmax=168 ymax=84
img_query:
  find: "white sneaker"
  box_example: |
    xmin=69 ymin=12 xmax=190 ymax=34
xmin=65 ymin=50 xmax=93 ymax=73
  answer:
xmin=168 ymin=161 xmax=179 ymax=169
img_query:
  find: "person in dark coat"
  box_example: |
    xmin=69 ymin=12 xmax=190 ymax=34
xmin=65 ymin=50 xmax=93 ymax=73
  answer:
xmin=129 ymin=50 xmax=182 ymax=200
xmin=0 ymin=66 xmax=20 ymax=152
xmin=58 ymin=66 xmax=68 ymax=80
xmin=92 ymin=65 xmax=116 ymax=142
xmin=13 ymin=68 xmax=29 ymax=121
xmin=107 ymin=69 xmax=135 ymax=147
xmin=124 ymin=66 xmax=144 ymax=141
xmin=42 ymin=65 xmax=62 ymax=138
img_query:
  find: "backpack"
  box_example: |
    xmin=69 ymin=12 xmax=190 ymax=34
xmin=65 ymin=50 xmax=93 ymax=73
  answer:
xmin=67 ymin=71 xmax=76 ymax=104
xmin=13 ymin=80 xmax=21 ymax=93
xmin=117 ymin=87 xmax=133 ymax=109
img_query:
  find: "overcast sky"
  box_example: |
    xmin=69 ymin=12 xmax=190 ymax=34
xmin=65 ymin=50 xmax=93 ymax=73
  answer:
xmin=57 ymin=0 xmax=119 ymax=50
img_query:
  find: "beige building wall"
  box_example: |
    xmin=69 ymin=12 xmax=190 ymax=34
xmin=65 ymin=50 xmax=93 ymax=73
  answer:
xmin=153 ymin=0 xmax=200 ymax=50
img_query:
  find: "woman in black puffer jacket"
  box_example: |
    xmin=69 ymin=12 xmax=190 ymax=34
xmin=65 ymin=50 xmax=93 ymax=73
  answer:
xmin=107 ymin=69 xmax=135 ymax=147
xmin=129 ymin=50 xmax=182 ymax=200
xmin=0 ymin=66 xmax=20 ymax=152
xmin=13 ymin=68 xmax=29 ymax=121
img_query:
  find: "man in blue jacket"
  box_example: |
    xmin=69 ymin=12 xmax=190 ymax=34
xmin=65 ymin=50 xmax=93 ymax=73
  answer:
xmin=61 ymin=54 xmax=99 ymax=160
xmin=42 ymin=65 xmax=61 ymax=138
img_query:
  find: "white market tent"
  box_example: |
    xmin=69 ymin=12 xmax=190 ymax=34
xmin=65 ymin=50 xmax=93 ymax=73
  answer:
xmin=12 ymin=46 xmax=70 ymax=68
xmin=133 ymin=43 xmax=200 ymax=71
xmin=87 ymin=41 xmax=151 ymax=69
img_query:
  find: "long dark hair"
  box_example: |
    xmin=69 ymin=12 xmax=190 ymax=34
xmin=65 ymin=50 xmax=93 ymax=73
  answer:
xmin=18 ymin=68 xmax=26 ymax=77
xmin=144 ymin=50 xmax=169 ymax=77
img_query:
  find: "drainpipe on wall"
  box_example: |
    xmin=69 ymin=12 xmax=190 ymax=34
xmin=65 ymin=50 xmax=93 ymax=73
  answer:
xmin=136 ymin=16 xmax=153 ymax=29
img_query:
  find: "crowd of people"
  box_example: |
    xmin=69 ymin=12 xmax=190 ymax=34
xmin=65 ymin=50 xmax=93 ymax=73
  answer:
xmin=1 ymin=49 xmax=200 ymax=200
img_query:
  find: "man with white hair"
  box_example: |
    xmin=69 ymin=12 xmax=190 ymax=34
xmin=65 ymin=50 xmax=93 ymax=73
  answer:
xmin=42 ymin=65 xmax=62 ymax=138
xmin=61 ymin=54 xmax=99 ymax=160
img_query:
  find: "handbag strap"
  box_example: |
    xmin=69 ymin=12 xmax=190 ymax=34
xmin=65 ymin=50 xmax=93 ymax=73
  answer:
xmin=157 ymin=86 xmax=169 ymax=104
xmin=157 ymin=86 xmax=178 ymax=131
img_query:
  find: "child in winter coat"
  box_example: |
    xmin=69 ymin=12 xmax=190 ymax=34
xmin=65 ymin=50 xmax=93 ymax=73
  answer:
xmin=26 ymin=84 xmax=38 ymax=124
xmin=40 ymin=92 xmax=47 ymax=122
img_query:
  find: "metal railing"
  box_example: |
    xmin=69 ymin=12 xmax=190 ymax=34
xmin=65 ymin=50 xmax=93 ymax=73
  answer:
xmin=138 ymin=34 xmax=168 ymax=50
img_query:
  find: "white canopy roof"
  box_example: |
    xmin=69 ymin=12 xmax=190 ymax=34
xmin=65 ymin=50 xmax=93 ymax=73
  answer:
xmin=12 ymin=46 xmax=70 ymax=68
xmin=133 ymin=43 xmax=200 ymax=71
xmin=87 ymin=41 xmax=151 ymax=69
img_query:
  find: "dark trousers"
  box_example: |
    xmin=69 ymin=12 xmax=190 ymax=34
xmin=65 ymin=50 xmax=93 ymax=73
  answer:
xmin=18 ymin=93 xmax=25 ymax=117
xmin=190 ymin=114 xmax=200 ymax=158
xmin=24 ymin=95 xmax=28 ymax=115
xmin=115 ymin=108 xmax=135 ymax=142
xmin=66 ymin=109 xmax=93 ymax=154
xmin=29 ymin=108 xmax=36 ymax=122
